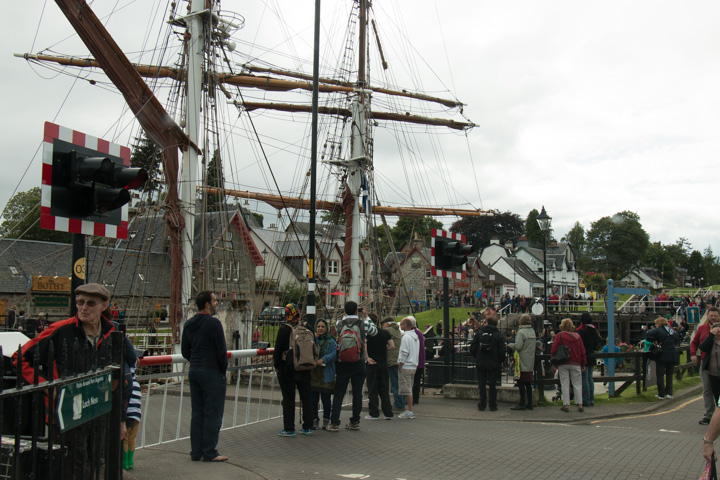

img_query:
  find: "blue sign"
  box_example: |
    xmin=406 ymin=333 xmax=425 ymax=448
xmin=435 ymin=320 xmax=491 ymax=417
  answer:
xmin=687 ymin=307 xmax=700 ymax=324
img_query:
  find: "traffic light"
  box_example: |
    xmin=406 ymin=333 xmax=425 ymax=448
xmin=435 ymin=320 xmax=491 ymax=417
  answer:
xmin=431 ymin=229 xmax=473 ymax=277
xmin=50 ymin=140 xmax=147 ymax=220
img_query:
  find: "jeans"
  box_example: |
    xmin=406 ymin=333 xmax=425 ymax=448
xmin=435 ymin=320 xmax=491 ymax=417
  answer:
xmin=367 ymin=362 xmax=393 ymax=417
xmin=330 ymin=361 xmax=366 ymax=425
xmin=581 ymin=364 xmax=595 ymax=405
xmin=558 ymin=364 xmax=582 ymax=406
xmin=189 ymin=368 xmax=226 ymax=460
xmin=311 ymin=391 xmax=332 ymax=421
xmin=277 ymin=369 xmax=313 ymax=431
xmin=476 ymin=368 xmax=499 ymax=409
xmin=655 ymin=361 xmax=674 ymax=397
xmin=389 ymin=365 xmax=406 ymax=408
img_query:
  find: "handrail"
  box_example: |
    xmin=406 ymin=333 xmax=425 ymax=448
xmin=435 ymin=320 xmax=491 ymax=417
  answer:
xmin=138 ymin=347 xmax=274 ymax=366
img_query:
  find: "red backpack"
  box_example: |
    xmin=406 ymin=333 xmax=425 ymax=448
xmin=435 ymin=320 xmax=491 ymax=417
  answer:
xmin=337 ymin=320 xmax=362 ymax=363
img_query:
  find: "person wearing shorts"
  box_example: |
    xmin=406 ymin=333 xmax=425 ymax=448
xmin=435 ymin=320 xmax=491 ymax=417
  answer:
xmin=397 ymin=317 xmax=419 ymax=419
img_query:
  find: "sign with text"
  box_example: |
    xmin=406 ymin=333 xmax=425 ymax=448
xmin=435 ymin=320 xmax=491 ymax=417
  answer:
xmin=32 ymin=296 xmax=70 ymax=308
xmin=31 ymin=276 xmax=71 ymax=293
xmin=56 ymin=373 xmax=112 ymax=433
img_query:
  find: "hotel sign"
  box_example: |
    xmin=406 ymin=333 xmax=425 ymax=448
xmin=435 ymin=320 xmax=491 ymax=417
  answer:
xmin=32 ymin=276 xmax=72 ymax=293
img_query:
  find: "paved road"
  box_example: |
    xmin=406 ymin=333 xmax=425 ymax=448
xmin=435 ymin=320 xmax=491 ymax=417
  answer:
xmin=126 ymin=385 xmax=710 ymax=480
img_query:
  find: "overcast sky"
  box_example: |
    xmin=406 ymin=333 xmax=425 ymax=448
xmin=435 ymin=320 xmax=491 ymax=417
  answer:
xmin=2 ymin=0 xmax=719 ymax=258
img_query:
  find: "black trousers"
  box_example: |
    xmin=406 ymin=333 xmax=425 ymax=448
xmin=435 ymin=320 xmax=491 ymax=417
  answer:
xmin=477 ymin=369 xmax=499 ymax=409
xmin=412 ymin=368 xmax=423 ymax=405
xmin=366 ymin=362 xmax=393 ymax=417
xmin=655 ymin=361 xmax=675 ymax=397
xmin=518 ymin=380 xmax=533 ymax=407
xmin=277 ymin=369 xmax=313 ymax=431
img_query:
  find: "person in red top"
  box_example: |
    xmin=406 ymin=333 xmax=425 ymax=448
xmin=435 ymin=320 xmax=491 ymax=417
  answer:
xmin=693 ymin=306 xmax=719 ymax=425
xmin=551 ymin=318 xmax=586 ymax=413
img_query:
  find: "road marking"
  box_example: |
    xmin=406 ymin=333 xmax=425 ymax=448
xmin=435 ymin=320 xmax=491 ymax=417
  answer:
xmin=659 ymin=429 xmax=681 ymax=433
xmin=337 ymin=475 xmax=370 ymax=479
xmin=589 ymin=397 xmax=701 ymax=424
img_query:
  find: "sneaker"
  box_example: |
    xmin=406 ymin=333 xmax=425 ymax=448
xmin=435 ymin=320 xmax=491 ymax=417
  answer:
xmin=665 ymin=395 xmax=673 ymax=400
xmin=364 ymin=415 xmax=380 ymax=420
xmin=560 ymin=405 xmax=569 ymax=412
xmin=700 ymin=418 xmax=712 ymax=425
xmin=345 ymin=422 xmax=360 ymax=430
xmin=578 ymin=405 xmax=584 ymax=413
xmin=312 ymin=419 xmax=319 ymax=430
xmin=398 ymin=410 xmax=416 ymax=419
xmin=654 ymin=395 xmax=664 ymax=400
xmin=325 ymin=424 xmax=339 ymax=432
xmin=277 ymin=430 xmax=296 ymax=437
xmin=322 ymin=418 xmax=330 ymax=429
xmin=300 ymin=428 xmax=313 ymax=436
xmin=383 ymin=415 xmax=393 ymax=420
xmin=510 ymin=405 xmax=526 ymax=411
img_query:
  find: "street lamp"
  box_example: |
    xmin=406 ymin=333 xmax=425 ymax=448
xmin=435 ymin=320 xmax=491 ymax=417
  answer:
xmin=261 ymin=248 xmax=268 ymax=280
xmin=537 ymin=206 xmax=552 ymax=323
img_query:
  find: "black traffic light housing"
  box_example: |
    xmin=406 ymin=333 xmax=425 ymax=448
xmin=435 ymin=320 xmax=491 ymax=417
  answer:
xmin=434 ymin=235 xmax=474 ymax=273
xmin=50 ymin=139 xmax=147 ymax=223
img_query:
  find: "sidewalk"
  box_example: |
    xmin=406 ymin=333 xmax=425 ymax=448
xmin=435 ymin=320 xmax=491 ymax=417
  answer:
xmin=123 ymin=382 xmax=703 ymax=480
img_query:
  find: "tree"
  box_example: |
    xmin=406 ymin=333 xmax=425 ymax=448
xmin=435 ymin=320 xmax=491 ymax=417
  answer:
xmin=321 ymin=208 xmax=345 ymax=225
xmin=563 ymin=221 xmax=586 ymax=269
xmin=0 ymin=188 xmax=72 ymax=243
xmin=205 ymin=149 xmax=225 ymax=212
xmin=585 ymin=211 xmax=649 ymax=280
xmin=687 ymin=250 xmax=706 ymax=284
xmin=523 ymin=209 xmax=554 ymax=248
xmin=450 ymin=211 xmax=524 ymax=250
xmin=130 ymin=132 xmax=163 ymax=202
xmin=645 ymin=241 xmax=674 ymax=282
xmin=251 ymin=212 xmax=264 ymax=228
xmin=393 ymin=216 xmax=443 ymax=249
xmin=703 ymin=247 xmax=720 ymax=286
xmin=664 ymin=238 xmax=691 ymax=268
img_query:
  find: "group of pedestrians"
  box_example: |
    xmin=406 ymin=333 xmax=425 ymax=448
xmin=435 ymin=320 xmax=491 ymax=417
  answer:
xmin=273 ymin=301 xmax=426 ymax=437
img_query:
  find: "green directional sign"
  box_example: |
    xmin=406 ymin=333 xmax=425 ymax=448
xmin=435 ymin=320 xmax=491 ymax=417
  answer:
xmin=56 ymin=373 xmax=113 ymax=433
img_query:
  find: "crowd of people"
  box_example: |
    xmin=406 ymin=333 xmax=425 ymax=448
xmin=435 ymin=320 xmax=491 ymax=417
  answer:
xmin=273 ymin=301 xmax=426 ymax=436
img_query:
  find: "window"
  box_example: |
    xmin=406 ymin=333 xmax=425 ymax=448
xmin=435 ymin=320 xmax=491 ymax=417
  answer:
xmin=425 ymin=269 xmax=431 ymax=279
xmin=216 ymin=262 xmax=224 ymax=281
xmin=9 ymin=266 xmax=18 ymax=275
xmin=328 ymin=260 xmax=339 ymax=275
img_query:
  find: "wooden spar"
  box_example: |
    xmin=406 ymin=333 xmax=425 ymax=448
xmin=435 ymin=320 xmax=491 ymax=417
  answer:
xmin=200 ymin=186 xmax=494 ymax=217
xmin=16 ymin=53 xmax=468 ymax=111
xmin=242 ymin=102 xmax=474 ymax=131
xmin=52 ymin=0 xmax=188 ymax=342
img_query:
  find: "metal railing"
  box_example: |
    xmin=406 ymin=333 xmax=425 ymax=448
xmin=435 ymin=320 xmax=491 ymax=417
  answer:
xmin=136 ymin=348 xmax=280 ymax=449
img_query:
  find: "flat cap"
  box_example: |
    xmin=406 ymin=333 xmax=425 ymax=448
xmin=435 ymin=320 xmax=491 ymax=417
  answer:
xmin=75 ymin=283 xmax=110 ymax=301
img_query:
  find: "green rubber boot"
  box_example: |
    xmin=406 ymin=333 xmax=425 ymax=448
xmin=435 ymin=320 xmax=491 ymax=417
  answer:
xmin=122 ymin=451 xmax=130 ymax=470
xmin=128 ymin=450 xmax=134 ymax=470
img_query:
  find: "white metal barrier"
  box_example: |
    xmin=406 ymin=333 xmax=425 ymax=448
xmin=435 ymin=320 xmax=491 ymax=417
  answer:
xmin=135 ymin=348 xmax=282 ymax=448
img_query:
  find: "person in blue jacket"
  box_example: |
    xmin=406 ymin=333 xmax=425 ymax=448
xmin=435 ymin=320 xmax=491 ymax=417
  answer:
xmin=645 ymin=316 xmax=680 ymax=399
xmin=310 ymin=318 xmax=337 ymax=429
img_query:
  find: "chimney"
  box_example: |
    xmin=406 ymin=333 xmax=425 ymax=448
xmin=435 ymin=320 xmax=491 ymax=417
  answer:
xmin=517 ymin=236 xmax=529 ymax=248
xmin=490 ymin=237 xmax=500 ymax=245
xmin=504 ymin=240 xmax=513 ymax=250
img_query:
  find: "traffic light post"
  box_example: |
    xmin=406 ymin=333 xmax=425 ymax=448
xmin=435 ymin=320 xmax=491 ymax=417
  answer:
xmin=431 ymin=229 xmax=473 ymax=385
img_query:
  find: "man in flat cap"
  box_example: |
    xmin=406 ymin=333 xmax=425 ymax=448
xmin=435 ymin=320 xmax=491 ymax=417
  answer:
xmin=14 ymin=282 xmax=125 ymax=478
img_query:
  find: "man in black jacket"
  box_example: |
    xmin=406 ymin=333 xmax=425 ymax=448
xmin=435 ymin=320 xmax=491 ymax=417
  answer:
xmin=181 ymin=290 xmax=228 ymax=462
xmin=15 ymin=283 xmax=126 ymax=478
xmin=273 ymin=303 xmax=313 ymax=437
xmin=577 ymin=312 xmax=602 ymax=406
xmin=470 ymin=314 xmax=505 ymax=411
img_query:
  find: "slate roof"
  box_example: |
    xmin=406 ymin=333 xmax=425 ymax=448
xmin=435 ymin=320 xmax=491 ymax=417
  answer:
xmin=496 ymin=257 xmax=543 ymax=284
xmin=0 ymin=239 xmax=72 ymax=293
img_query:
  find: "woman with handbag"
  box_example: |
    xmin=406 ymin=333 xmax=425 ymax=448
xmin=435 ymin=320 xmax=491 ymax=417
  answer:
xmin=551 ymin=318 xmax=586 ymax=412
xmin=645 ymin=316 xmax=681 ymax=399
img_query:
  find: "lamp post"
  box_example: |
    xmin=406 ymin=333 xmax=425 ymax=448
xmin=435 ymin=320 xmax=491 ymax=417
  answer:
xmin=536 ymin=206 xmax=552 ymax=323
xmin=261 ymin=248 xmax=268 ymax=280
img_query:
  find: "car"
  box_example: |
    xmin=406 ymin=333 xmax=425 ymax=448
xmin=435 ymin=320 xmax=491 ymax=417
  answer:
xmin=258 ymin=306 xmax=285 ymax=324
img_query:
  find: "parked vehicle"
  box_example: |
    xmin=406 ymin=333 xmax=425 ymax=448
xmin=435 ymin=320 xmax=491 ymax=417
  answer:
xmin=258 ymin=306 xmax=285 ymax=324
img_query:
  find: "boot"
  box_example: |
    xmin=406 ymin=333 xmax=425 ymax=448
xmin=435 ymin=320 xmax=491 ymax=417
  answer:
xmin=128 ymin=450 xmax=134 ymax=469
xmin=122 ymin=451 xmax=130 ymax=470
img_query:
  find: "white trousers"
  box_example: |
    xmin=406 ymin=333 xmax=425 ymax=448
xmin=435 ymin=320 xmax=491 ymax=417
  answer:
xmin=558 ymin=364 xmax=583 ymax=406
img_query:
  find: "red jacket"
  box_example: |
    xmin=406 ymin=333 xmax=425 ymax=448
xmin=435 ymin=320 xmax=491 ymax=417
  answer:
xmin=551 ymin=331 xmax=586 ymax=367
xmin=691 ymin=323 xmax=711 ymax=360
